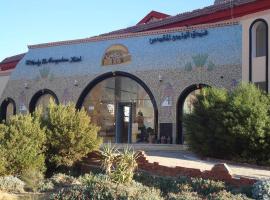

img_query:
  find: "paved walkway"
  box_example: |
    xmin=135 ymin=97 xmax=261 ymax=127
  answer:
xmin=144 ymin=151 xmax=270 ymax=180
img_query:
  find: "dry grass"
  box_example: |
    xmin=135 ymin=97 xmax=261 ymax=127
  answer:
xmin=0 ymin=191 xmax=49 ymax=200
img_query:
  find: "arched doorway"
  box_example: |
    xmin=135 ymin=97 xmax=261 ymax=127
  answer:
xmin=76 ymin=71 xmax=158 ymax=144
xmin=0 ymin=98 xmax=16 ymax=122
xmin=29 ymin=89 xmax=59 ymax=113
xmin=176 ymin=84 xmax=208 ymax=144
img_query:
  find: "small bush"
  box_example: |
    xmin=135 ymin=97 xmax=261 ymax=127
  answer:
xmin=0 ymin=176 xmax=25 ymax=193
xmin=167 ymin=192 xmax=201 ymax=200
xmin=184 ymin=83 xmax=270 ymax=164
xmin=0 ymin=113 xmax=46 ymax=176
xmin=134 ymin=172 xmax=226 ymax=196
xmin=41 ymin=101 xmax=101 ymax=168
xmin=20 ymin=169 xmax=44 ymax=192
xmin=38 ymin=179 xmax=54 ymax=192
xmin=252 ymin=179 xmax=270 ymax=200
xmin=50 ymin=173 xmax=163 ymax=200
xmin=50 ymin=173 xmax=78 ymax=187
xmin=189 ymin=178 xmax=226 ymax=196
xmin=208 ymin=190 xmax=252 ymax=200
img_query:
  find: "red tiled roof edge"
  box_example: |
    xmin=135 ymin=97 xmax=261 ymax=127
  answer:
xmin=137 ymin=11 xmax=170 ymax=25
xmin=0 ymin=53 xmax=25 ymax=71
xmin=102 ymin=0 xmax=256 ymax=36
xmin=28 ymin=20 xmax=239 ymax=49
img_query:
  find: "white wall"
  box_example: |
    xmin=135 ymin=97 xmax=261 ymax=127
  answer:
xmin=0 ymin=73 xmax=11 ymax=98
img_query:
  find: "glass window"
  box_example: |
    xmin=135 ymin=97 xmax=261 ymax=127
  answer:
xmin=255 ymin=22 xmax=267 ymax=57
xmin=6 ymin=102 xmax=15 ymax=121
xmin=182 ymin=88 xmax=202 ymax=144
xmin=183 ymin=89 xmax=201 ymax=115
xmin=254 ymin=81 xmax=267 ymax=91
xmin=82 ymin=76 xmax=155 ymax=144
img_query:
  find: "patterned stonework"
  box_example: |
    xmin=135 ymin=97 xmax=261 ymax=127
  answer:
xmin=0 ymin=23 xmax=242 ymax=143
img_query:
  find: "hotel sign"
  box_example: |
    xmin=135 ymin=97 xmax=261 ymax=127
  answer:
xmin=149 ymin=30 xmax=208 ymax=44
xmin=25 ymin=56 xmax=82 ymax=66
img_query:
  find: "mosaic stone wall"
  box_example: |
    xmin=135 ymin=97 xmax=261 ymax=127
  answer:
xmin=1 ymin=23 xmax=242 ymax=143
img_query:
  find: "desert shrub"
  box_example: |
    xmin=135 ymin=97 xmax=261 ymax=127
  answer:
xmin=100 ymin=143 xmax=118 ymax=175
xmin=167 ymin=191 xmax=201 ymax=200
xmin=50 ymin=173 xmax=163 ymax=200
xmin=100 ymin=144 xmax=139 ymax=184
xmin=50 ymin=173 xmax=78 ymax=187
xmin=0 ymin=176 xmax=25 ymax=193
xmin=110 ymin=146 xmax=139 ymax=184
xmin=41 ymin=100 xmax=101 ymax=168
xmin=184 ymin=83 xmax=270 ymax=164
xmin=20 ymin=169 xmax=44 ymax=192
xmin=38 ymin=179 xmax=54 ymax=192
xmin=252 ymin=179 xmax=270 ymax=200
xmin=134 ymin=172 xmax=181 ymax=194
xmin=189 ymin=178 xmax=226 ymax=196
xmin=0 ymin=113 xmax=46 ymax=176
xmin=0 ymin=132 xmax=7 ymax=176
xmin=208 ymin=190 xmax=252 ymax=200
xmin=134 ymin=172 xmax=228 ymax=197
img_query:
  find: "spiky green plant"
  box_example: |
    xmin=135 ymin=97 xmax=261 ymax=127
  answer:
xmin=111 ymin=145 xmax=139 ymax=184
xmin=100 ymin=143 xmax=118 ymax=176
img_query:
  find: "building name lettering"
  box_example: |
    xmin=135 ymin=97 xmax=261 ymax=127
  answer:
xmin=149 ymin=30 xmax=208 ymax=44
xmin=25 ymin=56 xmax=82 ymax=66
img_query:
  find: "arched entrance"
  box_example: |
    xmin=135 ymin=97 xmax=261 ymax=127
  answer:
xmin=176 ymin=84 xmax=208 ymax=144
xmin=29 ymin=89 xmax=59 ymax=113
xmin=76 ymin=71 xmax=158 ymax=144
xmin=0 ymin=98 xmax=16 ymax=122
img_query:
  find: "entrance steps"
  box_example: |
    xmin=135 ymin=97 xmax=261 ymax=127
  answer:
xmin=101 ymin=143 xmax=188 ymax=151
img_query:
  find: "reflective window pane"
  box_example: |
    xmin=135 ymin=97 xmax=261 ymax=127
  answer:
xmin=82 ymin=76 xmax=155 ymax=144
xmin=6 ymin=102 xmax=14 ymax=121
xmin=35 ymin=93 xmax=56 ymax=111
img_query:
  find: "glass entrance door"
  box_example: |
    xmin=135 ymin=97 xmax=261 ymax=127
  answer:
xmin=116 ymin=103 xmax=133 ymax=143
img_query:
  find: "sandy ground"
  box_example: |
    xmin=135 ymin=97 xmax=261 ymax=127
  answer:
xmin=144 ymin=151 xmax=270 ymax=180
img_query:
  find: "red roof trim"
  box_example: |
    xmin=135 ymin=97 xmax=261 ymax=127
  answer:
xmin=148 ymin=0 xmax=270 ymax=31
xmin=137 ymin=11 xmax=170 ymax=25
xmin=103 ymin=0 xmax=257 ymax=35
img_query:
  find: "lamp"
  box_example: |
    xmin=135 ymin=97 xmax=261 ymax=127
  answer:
xmin=24 ymin=83 xmax=29 ymax=89
xmin=74 ymin=80 xmax=79 ymax=86
xmin=158 ymin=74 xmax=163 ymax=82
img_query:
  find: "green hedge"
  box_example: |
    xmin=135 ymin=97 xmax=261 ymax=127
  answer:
xmin=0 ymin=113 xmax=46 ymax=176
xmin=0 ymin=101 xmax=101 ymax=178
xmin=41 ymin=101 xmax=101 ymax=169
xmin=184 ymin=83 xmax=270 ymax=165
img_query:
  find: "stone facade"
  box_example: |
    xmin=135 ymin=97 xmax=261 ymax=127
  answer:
xmin=0 ymin=22 xmax=242 ymax=144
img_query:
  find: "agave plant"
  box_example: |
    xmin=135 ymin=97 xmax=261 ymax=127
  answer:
xmin=111 ymin=145 xmax=140 ymax=184
xmin=100 ymin=142 xmax=118 ymax=176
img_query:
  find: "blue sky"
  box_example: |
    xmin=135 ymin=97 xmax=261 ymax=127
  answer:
xmin=0 ymin=0 xmax=214 ymax=61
